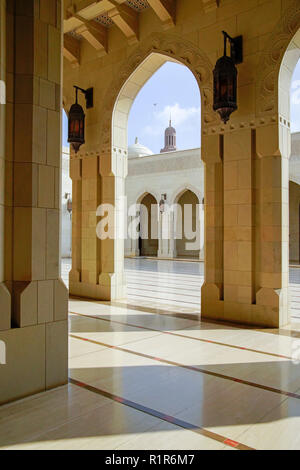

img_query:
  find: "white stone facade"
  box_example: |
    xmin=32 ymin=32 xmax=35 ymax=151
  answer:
xmin=125 ymin=144 xmax=204 ymax=259
xmin=61 ymin=133 xmax=300 ymax=262
xmin=289 ymin=133 xmax=300 ymax=262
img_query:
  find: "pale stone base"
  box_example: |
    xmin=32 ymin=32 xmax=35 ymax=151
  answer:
xmin=12 ymin=280 xmax=68 ymax=328
xmin=0 ymin=321 xmax=68 ymax=405
xmin=0 ymin=283 xmax=11 ymax=331
xmin=70 ymin=273 xmax=127 ymax=301
xmin=201 ymin=283 xmax=289 ymax=328
xmin=157 ymin=250 xmax=176 ymax=259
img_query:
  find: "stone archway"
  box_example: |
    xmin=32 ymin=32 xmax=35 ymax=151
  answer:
xmin=256 ymin=0 xmax=300 ymax=120
xmin=69 ymin=33 xmax=213 ymax=302
xmin=100 ymin=32 xmax=215 ymax=154
xmin=139 ymin=193 xmax=159 ymax=257
xmin=175 ymin=189 xmax=200 ymax=260
xmin=170 ymin=185 xmax=204 ymax=261
xmin=97 ymin=34 xmax=212 ymax=300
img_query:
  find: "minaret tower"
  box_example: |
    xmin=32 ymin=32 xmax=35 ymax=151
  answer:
xmin=160 ymin=118 xmax=177 ymax=153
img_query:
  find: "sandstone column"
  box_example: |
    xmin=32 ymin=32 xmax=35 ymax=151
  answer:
xmin=201 ymin=124 xmax=289 ymax=328
xmin=69 ymin=155 xmax=100 ymax=298
xmin=255 ymin=123 xmax=289 ymax=327
xmin=201 ymin=133 xmax=224 ymax=319
xmin=10 ymin=0 xmax=68 ymax=388
xmin=0 ymin=0 xmax=11 ymax=331
xmin=222 ymin=128 xmax=256 ymax=323
xmin=100 ymin=149 xmax=127 ymax=299
xmin=70 ymin=147 xmax=127 ymax=300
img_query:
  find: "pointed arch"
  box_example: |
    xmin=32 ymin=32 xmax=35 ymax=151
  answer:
xmin=170 ymin=184 xmax=202 ymax=206
xmin=256 ymin=0 xmax=300 ymax=117
xmin=135 ymin=190 xmax=159 ymax=205
xmin=96 ymin=31 xmax=214 ymax=156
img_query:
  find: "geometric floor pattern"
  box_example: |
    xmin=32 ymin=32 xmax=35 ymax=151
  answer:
xmin=1 ymin=259 xmax=300 ymax=449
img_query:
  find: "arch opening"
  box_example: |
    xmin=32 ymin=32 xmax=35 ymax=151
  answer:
xmin=279 ymin=28 xmax=300 ymax=321
xmin=175 ymin=190 xmax=200 ymax=260
xmin=113 ymin=52 xmax=203 ymax=265
xmin=139 ymin=193 xmax=159 ymax=257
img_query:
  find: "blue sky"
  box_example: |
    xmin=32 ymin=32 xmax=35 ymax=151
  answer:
xmin=127 ymin=62 xmax=201 ymax=153
xmin=63 ymin=59 xmax=300 ymax=151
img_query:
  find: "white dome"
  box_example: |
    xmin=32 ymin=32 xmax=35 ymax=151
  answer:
xmin=128 ymin=138 xmax=153 ymax=159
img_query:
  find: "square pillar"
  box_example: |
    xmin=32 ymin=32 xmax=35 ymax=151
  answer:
xmin=70 ymin=147 xmax=127 ymax=301
xmin=0 ymin=0 xmax=68 ymax=403
xmin=201 ymin=133 xmax=224 ymax=319
xmin=99 ymin=148 xmax=127 ymax=299
xmin=201 ymin=124 xmax=289 ymax=328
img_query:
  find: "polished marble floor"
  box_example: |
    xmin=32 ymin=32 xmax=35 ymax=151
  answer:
xmin=63 ymin=257 xmax=300 ymax=319
xmin=2 ymin=259 xmax=300 ymax=449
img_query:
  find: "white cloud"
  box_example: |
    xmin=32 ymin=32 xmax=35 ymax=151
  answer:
xmin=142 ymin=103 xmax=200 ymax=137
xmin=156 ymin=103 xmax=200 ymax=126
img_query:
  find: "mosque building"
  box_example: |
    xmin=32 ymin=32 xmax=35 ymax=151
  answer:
xmin=123 ymin=123 xmax=300 ymax=263
xmin=125 ymin=120 xmax=204 ymax=260
xmin=60 ymin=125 xmax=300 ymax=264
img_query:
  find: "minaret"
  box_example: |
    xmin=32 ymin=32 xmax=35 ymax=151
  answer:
xmin=160 ymin=118 xmax=177 ymax=153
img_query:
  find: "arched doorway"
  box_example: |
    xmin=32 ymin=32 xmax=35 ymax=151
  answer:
xmin=278 ymin=28 xmax=300 ymax=318
xmin=68 ymin=40 xmax=211 ymax=302
xmin=175 ymin=190 xmax=200 ymax=259
xmin=111 ymin=50 xmax=205 ymax=267
xmin=139 ymin=193 xmax=158 ymax=257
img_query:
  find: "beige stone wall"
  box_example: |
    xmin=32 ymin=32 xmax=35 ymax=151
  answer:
xmin=0 ymin=0 xmax=68 ymax=405
xmin=62 ymin=0 xmax=300 ymax=327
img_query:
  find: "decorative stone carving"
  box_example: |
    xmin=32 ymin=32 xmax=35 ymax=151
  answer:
xmin=98 ymin=31 xmax=216 ymax=154
xmin=256 ymin=0 xmax=300 ymax=117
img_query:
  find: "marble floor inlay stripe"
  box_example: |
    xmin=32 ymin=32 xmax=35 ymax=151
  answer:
xmin=69 ymin=378 xmax=255 ymax=451
xmin=70 ymin=311 xmax=292 ymax=360
xmin=69 ymin=333 xmax=300 ymax=401
xmin=111 ymin=302 xmax=201 ymax=321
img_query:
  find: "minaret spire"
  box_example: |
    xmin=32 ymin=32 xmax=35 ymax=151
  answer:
xmin=160 ymin=117 xmax=177 ymax=154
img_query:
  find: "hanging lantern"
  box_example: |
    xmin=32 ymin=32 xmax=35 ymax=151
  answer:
xmin=213 ymin=32 xmax=243 ymax=124
xmin=68 ymin=101 xmax=85 ymax=154
xmin=68 ymin=86 xmax=93 ymax=154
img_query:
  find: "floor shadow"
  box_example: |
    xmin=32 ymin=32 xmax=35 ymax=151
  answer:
xmin=2 ymin=358 xmax=300 ymax=449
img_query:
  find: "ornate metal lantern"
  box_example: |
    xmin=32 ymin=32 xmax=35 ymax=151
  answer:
xmin=68 ymin=86 xmax=93 ymax=154
xmin=213 ymin=32 xmax=243 ymax=124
